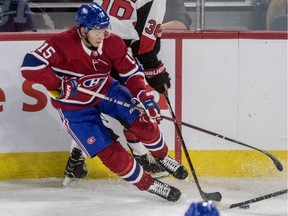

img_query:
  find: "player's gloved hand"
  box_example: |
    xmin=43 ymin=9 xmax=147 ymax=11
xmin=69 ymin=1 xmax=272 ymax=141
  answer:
xmin=49 ymin=77 xmax=78 ymax=100
xmin=144 ymin=63 xmax=171 ymax=94
xmin=59 ymin=77 xmax=79 ymax=99
xmin=132 ymin=90 xmax=160 ymax=119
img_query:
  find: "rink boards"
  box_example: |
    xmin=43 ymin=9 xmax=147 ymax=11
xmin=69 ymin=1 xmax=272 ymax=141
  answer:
xmin=0 ymin=150 xmax=286 ymax=179
xmin=0 ymin=31 xmax=287 ymax=179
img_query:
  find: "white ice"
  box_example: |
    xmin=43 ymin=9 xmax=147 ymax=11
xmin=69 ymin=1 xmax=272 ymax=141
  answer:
xmin=0 ymin=177 xmax=287 ymax=216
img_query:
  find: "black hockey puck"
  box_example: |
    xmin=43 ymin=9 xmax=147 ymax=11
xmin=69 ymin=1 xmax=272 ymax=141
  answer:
xmin=239 ymin=205 xmax=250 ymax=209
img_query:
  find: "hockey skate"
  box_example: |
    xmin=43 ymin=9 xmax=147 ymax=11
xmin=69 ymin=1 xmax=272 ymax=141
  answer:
xmin=63 ymin=147 xmax=88 ymax=187
xmin=148 ymin=179 xmax=181 ymax=202
xmin=157 ymin=155 xmax=188 ymax=180
xmin=133 ymin=152 xmax=169 ymax=179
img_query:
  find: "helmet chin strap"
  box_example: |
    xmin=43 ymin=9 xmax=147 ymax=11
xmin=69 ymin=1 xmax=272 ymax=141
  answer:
xmin=79 ymin=28 xmax=97 ymax=50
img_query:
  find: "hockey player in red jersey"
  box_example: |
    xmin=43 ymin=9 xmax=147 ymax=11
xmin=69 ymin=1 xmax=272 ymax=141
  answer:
xmin=21 ymin=2 xmax=188 ymax=202
xmin=68 ymin=0 xmax=186 ymax=180
xmin=65 ymin=0 xmax=191 ymax=183
xmin=64 ymin=0 xmax=172 ymax=180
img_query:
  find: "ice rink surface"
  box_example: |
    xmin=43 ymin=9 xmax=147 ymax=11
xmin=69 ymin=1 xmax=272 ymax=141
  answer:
xmin=0 ymin=177 xmax=287 ymax=216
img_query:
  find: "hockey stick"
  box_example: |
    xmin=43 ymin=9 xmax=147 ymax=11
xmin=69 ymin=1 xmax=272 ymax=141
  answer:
xmin=163 ymin=91 xmax=222 ymax=202
xmin=160 ymin=115 xmax=283 ymax=172
xmin=77 ymin=87 xmax=283 ymax=172
xmin=217 ymin=189 xmax=287 ymax=209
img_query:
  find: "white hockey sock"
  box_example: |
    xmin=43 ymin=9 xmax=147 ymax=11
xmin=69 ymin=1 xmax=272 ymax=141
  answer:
xmin=127 ymin=141 xmax=149 ymax=156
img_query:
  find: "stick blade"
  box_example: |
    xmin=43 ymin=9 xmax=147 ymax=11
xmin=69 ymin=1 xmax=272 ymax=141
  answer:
xmin=273 ymin=159 xmax=283 ymax=171
xmin=201 ymin=191 xmax=222 ymax=202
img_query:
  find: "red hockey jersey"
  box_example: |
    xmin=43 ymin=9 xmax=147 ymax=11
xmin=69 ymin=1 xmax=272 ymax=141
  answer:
xmin=21 ymin=27 xmax=145 ymax=110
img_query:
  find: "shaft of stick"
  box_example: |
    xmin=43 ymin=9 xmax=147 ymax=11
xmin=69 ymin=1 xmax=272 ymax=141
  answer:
xmin=78 ymin=87 xmax=137 ymax=109
xmin=160 ymin=115 xmax=283 ymax=171
xmin=164 ymin=91 xmax=222 ymax=202
xmin=229 ymin=189 xmax=287 ymax=208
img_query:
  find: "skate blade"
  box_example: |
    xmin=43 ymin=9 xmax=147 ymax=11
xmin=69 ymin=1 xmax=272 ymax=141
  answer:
xmin=62 ymin=176 xmax=73 ymax=187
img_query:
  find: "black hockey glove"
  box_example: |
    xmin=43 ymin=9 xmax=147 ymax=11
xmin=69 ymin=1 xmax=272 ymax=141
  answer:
xmin=144 ymin=63 xmax=171 ymax=94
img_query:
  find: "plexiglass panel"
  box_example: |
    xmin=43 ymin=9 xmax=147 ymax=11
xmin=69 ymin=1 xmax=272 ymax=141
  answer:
xmin=0 ymin=0 xmax=286 ymax=32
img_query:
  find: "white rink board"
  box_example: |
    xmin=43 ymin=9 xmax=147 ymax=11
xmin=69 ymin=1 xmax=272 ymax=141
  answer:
xmin=0 ymin=41 xmax=72 ymax=153
xmin=181 ymin=39 xmax=239 ymax=150
xmin=0 ymin=35 xmax=287 ymax=153
xmin=181 ymin=38 xmax=287 ymax=150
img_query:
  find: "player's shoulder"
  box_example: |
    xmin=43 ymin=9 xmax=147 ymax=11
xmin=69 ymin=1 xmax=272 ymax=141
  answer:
xmin=104 ymin=32 xmax=127 ymax=55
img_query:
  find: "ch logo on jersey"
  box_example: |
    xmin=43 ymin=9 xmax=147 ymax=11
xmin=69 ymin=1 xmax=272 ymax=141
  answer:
xmin=83 ymin=78 xmax=105 ymax=88
xmin=80 ymin=74 xmax=107 ymax=88
xmin=87 ymin=136 xmax=96 ymax=145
